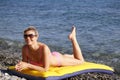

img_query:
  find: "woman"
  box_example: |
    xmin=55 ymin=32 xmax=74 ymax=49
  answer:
xmin=15 ymin=26 xmax=84 ymax=72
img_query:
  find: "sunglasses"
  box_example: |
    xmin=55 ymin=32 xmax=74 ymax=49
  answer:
xmin=24 ymin=34 xmax=37 ymax=39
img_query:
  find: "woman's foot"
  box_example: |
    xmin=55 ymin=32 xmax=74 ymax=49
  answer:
xmin=68 ymin=26 xmax=76 ymax=41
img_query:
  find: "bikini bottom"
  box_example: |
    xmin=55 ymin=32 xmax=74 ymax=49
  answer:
xmin=51 ymin=51 xmax=61 ymax=66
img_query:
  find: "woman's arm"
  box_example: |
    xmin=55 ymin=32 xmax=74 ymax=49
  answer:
xmin=22 ymin=45 xmax=28 ymax=62
xmin=42 ymin=44 xmax=51 ymax=71
xmin=15 ymin=61 xmax=47 ymax=72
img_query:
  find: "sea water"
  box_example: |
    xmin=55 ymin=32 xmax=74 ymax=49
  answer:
xmin=0 ymin=0 xmax=120 ymax=54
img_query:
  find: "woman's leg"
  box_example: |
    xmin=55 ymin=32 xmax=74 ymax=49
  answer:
xmin=68 ymin=26 xmax=84 ymax=61
xmin=61 ymin=26 xmax=84 ymax=66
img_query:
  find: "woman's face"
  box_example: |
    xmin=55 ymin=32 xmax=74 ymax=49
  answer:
xmin=24 ymin=30 xmax=38 ymax=45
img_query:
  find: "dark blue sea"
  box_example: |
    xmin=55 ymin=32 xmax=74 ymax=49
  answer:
xmin=0 ymin=0 xmax=120 ymax=54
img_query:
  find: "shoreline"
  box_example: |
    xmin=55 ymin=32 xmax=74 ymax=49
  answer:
xmin=0 ymin=38 xmax=120 ymax=79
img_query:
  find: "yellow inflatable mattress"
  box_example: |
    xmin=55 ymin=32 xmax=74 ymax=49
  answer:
xmin=7 ymin=62 xmax=114 ymax=80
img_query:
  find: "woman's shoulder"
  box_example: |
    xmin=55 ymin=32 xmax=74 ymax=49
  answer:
xmin=22 ymin=44 xmax=27 ymax=47
xmin=22 ymin=44 xmax=28 ymax=50
xmin=38 ymin=42 xmax=49 ymax=50
xmin=38 ymin=42 xmax=47 ymax=46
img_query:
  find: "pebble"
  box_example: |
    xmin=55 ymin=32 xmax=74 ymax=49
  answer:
xmin=0 ymin=70 xmax=27 ymax=80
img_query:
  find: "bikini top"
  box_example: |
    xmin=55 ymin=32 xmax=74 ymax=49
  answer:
xmin=25 ymin=46 xmax=43 ymax=66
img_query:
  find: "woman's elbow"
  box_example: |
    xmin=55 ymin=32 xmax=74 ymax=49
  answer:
xmin=44 ymin=67 xmax=49 ymax=72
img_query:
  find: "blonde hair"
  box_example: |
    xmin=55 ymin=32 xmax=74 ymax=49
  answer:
xmin=24 ymin=26 xmax=39 ymax=36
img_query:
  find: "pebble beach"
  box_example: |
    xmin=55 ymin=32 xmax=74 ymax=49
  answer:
xmin=0 ymin=38 xmax=120 ymax=80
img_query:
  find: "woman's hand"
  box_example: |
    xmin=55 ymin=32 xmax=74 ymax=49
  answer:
xmin=15 ymin=61 xmax=49 ymax=72
xmin=15 ymin=61 xmax=30 ymax=71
